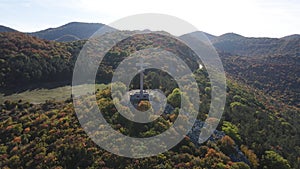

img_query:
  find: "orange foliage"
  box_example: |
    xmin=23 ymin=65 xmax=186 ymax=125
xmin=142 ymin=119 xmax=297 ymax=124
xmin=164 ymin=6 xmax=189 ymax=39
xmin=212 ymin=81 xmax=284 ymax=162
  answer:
xmin=13 ymin=136 xmax=21 ymax=143
xmin=169 ymin=114 xmax=177 ymax=122
xmin=221 ymin=135 xmax=235 ymax=147
xmin=137 ymin=101 xmax=151 ymax=111
xmin=205 ymin=148 xmax=217 ymax=158
xmin=24 ymin=127 xmax=30 ymax=133
xmin=5 ymin=126 xmax=13 ymax=130
xmin=11 ymin=146 xmax=18 ymax=152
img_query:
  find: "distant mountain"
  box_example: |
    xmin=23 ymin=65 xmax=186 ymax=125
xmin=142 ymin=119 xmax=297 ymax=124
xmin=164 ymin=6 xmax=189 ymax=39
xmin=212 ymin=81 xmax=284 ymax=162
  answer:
xmin=181 ymin=31 xmax=300 ymax=107
xmin=186 ymin=31 xmax=217 ymax=42
xmin=218 ymin=33 xmax=245 ymax=40
xmin=0 ymin=25 xmax=18 ymax=33
xmin=281 ymin=34 xmax=300 ymax=40
xmin=29 ymin=22 xmax=114 ymax=42
xmin=183 ymin=31 xmax=299 ymax=57
xmin=211 ymin=33 xmax=300 ymax=106
xmin=211 ymin=33 xmax=299 ymax=57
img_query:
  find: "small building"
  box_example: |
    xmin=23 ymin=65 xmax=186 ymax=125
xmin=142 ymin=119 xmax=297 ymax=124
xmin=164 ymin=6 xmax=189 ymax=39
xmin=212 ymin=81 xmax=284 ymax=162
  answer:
xmin=130 ymin=90 xmax=150 ymax=103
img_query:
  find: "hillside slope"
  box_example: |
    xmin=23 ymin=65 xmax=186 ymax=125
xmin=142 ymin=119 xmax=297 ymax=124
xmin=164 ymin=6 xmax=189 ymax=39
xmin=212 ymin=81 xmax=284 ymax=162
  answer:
xmin=0 ymin=32 xmax=83 ymax=89
xmin=221 ymin=53 xmax=300 ymax=107
xmin=0 ymin=70 xmax=298 ymax=168
xmin=212 ymin=33 xmax=300 ymax=57
xmin=181 ymin=32 xmax=300 ymax=107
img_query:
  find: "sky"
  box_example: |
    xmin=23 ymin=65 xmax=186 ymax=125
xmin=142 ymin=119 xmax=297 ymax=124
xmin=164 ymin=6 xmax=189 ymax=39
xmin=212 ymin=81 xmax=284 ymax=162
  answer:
xmin=0 ymin=0 xmax=299 ymax=38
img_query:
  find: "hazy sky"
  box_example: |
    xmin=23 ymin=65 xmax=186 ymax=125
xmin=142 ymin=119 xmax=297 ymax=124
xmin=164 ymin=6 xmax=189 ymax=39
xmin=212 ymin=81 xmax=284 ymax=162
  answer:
xmin=0 ymin=0 xmax=299 ymax=37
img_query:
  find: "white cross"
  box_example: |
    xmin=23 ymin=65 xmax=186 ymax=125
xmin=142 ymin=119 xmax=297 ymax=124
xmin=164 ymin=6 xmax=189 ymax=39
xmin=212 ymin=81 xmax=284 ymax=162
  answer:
xmin=136 ymin=57 xmax=149 ymax=96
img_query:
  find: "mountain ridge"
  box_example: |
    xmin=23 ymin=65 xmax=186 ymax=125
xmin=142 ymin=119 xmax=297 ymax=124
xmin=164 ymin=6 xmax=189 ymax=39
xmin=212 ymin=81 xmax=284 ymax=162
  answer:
xmin=28 ymin=22 xmax=108 ymax=42
xmin=0 ymin=25 xmax=18 ymax=33
xmin=0 ymin=22 xmax=299 ymax=42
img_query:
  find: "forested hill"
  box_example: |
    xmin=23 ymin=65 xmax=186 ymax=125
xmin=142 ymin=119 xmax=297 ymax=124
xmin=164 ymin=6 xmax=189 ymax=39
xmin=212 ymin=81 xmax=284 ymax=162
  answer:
xmin=1 ymin=30 xmax=299 ymax=108
xmin=209 ymin=32 xmax=300 ymax=57
xmin=1 ymin=22 xmax=299 ymax=57
xmin=0 ymin=31 xmax=200 ymax=89
xmin=221 ymin=53 xmax=300 ymax=107
xmin=211 ymin=33 xmax=300 ymax=107
xmin=0 ymin=22 xmax=114 ymax=42
xmin=0 ymin=32 xmax=84 ymax=88
xmin=29 ymin=22 xmax=110 ymax=42
xmin=181 ymin=32 xmax=300 ymax=107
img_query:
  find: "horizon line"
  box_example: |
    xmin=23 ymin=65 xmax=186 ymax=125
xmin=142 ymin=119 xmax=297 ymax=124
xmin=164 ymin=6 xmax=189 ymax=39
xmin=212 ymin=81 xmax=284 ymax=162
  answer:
xmin=0 ymin=21 xmax=299 ymax=39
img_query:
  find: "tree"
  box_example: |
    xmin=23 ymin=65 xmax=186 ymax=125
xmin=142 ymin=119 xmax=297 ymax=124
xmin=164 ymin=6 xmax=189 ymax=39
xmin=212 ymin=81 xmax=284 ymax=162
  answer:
xmin=137 ymin=100 xmax=151 ymax=112
xmin=167 ymin=88 xmax=181 ymax=108
xmin=222 ymin=121 xmax=242 ymax=144
xmin=231 ymin=162 xmax=250 ymax=169
xmin=240 ymin=145 xmax=259 ymax=169
xmin=261 ymin=150 xmax=291 ymax=169
xmin=218 ymin=136 xmax=236 ymax=155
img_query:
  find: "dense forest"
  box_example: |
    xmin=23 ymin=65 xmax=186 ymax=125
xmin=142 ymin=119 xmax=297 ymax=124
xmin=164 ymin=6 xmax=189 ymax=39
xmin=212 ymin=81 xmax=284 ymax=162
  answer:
xmin=0 ymin=28 xmax=299 ymax=168
xmin=208 ymin=33 xmax=300 ymax=107
xmin=0 ymin=68 xmax=298 ymax=168
xmin=221 ymin=53 xmax=299 ymax=107
xmin=0 ymin=32 xmax=199 ymax=88
xmin=0 ymin=32 xmax=84 ymax=89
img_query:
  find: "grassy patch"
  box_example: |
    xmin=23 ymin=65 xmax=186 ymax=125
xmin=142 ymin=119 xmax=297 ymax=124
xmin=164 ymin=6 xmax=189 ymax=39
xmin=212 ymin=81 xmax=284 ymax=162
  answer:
xmin=0 ymin=84 xmax=107 ymax=104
